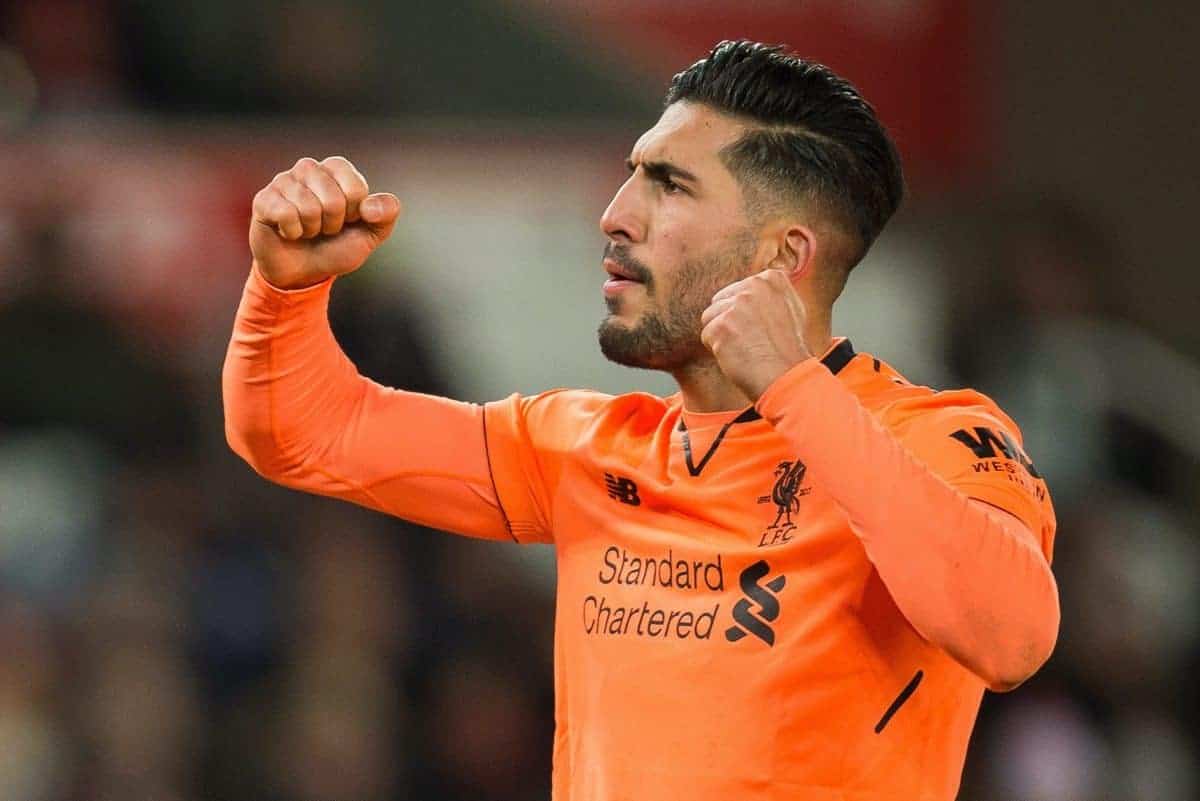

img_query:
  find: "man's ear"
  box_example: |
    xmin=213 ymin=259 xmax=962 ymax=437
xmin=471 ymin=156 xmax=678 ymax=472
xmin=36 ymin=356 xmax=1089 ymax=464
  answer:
xmin=769 ymin=224 xmax=817 ymax=280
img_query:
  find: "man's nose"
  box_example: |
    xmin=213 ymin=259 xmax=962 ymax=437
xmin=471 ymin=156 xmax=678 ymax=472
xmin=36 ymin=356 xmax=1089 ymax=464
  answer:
xmin=599 ymin=176 xmax=645 ymax=243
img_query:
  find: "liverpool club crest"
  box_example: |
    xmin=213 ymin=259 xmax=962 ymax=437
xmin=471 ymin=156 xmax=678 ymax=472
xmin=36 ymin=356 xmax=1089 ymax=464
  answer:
xmin=756 ymin=460 xmax=811 ymax=547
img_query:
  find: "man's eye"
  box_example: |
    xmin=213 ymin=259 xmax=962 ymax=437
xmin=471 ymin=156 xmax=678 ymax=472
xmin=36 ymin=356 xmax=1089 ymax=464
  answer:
xmin=660 ymin=178 xmax=681 ymax=194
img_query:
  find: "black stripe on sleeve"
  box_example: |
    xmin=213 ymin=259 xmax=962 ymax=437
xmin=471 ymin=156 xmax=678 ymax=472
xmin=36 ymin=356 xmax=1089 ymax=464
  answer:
xmin=874 ymin=670 xmax=923 ymax=734
xmin=480 ymin=408 xmax=520 ymax=543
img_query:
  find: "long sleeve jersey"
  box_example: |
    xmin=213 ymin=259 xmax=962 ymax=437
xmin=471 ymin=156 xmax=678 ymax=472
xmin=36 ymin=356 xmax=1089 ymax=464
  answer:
xmin=223 ymin=265 xmax=1059 ymax=801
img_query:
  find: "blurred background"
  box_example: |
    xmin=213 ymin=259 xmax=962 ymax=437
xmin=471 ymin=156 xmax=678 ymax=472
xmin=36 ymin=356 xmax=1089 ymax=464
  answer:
xmin=1 ymin=1 xmax=1198 ymax=799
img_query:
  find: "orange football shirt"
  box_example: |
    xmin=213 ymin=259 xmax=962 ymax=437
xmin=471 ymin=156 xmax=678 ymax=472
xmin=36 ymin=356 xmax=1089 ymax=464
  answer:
xmin=223 ymin=267 xmax=1057 ymax=801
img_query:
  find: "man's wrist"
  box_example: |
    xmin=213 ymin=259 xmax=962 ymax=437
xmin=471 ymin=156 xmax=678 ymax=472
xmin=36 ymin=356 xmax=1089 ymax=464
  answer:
xmin=753 ymin=355 xmax=829 ymax=413
xmin=251 ymin=261 xmax=334 ymax=294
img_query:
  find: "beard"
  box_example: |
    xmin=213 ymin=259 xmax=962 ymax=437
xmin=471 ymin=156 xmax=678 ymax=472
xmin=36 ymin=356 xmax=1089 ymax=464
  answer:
xmin=598 ymin=232 xmax=754 ymax=371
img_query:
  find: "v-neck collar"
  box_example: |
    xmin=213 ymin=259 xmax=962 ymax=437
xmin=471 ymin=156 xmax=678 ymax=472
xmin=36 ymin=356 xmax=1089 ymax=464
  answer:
xmin=675 ymin=338 xmax=857 ymax=477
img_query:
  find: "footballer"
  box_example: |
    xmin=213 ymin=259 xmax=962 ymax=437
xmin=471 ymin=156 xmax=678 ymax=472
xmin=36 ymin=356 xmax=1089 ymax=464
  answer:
xmin=223 ymin=40 xmax=1059 ymax=800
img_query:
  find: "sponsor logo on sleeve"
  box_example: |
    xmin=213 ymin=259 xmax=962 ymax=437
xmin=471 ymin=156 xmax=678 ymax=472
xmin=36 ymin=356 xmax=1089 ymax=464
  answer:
xmin=949 ymin=426 xmax=1046 ymax=501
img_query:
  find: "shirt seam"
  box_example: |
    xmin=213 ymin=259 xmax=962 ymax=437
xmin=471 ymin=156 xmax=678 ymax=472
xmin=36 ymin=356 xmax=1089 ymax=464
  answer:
xmin=481 ymin=408 xmax=521 ymax=543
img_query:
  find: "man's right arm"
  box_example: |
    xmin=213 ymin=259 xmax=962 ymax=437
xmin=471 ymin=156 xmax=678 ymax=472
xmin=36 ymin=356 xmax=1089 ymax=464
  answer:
xmin=222 ymin=155 xmax=513 ymax=541
xmin=222 ymin=264 xmax=514 ymax=540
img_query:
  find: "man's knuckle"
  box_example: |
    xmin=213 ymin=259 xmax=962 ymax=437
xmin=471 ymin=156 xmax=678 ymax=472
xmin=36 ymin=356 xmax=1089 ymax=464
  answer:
xmin=318 ymin=198 xmax=344 ymax=218
xmin=311 ymin=161 xmax=337 ymax=181
xmin=320 ymin=155 xmax=350 ymax=169
xmin=269 ymin=195 xmax=292 ymax=218
xmin=295 ymin=191 xmax=318 ymax=213
xmin=300 ymin=206 xmax=322 ymax=228
xmin=313 ymin=170 xmax=348 ymax=202
xmin=323 ymin=190 xmax=347 ymax=212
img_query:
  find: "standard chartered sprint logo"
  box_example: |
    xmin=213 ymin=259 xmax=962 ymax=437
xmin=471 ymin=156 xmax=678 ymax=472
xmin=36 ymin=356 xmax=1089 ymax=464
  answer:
xmin=582 ymin=547 xmax=786 ymax=647
xmin=724 ymin=560 xmax=786 ymax=646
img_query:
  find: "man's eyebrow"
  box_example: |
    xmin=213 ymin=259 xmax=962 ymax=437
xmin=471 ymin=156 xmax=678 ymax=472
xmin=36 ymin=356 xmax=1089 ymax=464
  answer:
xmin=625 ymin=158 xmax=700 ymax=185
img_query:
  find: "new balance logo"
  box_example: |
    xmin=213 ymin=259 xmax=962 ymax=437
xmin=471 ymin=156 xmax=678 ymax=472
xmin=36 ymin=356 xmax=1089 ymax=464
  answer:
xmin=604 ymin=473 xmax=641 ymax=506
xmin=725 ymin=560 xmax=786 ymax=647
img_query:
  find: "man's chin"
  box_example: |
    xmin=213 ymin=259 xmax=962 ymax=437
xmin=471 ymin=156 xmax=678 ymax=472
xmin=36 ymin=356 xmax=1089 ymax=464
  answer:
xmin=599 ymin=308 xmax=639 ymax=330
xmin=599 ymin=345 xmax=659 ymax=370
xmin=597 ymin=316 xmax=697 ymax=371
xmin=597 ymin=317 xmax=653 ymax=368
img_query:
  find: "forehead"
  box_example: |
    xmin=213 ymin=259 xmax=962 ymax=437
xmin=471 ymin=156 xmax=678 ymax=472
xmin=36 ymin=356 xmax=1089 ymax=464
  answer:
xmin=630 ymin=102 xmax=746 ymax=171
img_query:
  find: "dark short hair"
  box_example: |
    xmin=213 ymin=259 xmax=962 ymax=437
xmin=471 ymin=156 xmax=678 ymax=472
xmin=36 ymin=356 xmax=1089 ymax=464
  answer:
xmin=665 ymin=40 xmax=904 ymax=268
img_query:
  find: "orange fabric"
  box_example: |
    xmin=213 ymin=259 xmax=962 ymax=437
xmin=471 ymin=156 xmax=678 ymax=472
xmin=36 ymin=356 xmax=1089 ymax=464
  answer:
xmin=222 ymin=266 xmax=510 ymax=540
xmin=223 ymin=267 xmax=1059 ymax=801
xmin=755 ymin=359 xmax=1059 ymax=691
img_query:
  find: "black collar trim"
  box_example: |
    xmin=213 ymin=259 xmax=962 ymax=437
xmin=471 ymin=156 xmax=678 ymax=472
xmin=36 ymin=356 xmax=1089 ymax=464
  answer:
xmin=676 ymin=405 xmax=762 ymax=476
xmin=675 ymin=339 xmax=854 ymax=477
xmin=676 ymin=405 xmax=759 ymax=433
xmin=822 ymin=338 xmax=856 ymax=375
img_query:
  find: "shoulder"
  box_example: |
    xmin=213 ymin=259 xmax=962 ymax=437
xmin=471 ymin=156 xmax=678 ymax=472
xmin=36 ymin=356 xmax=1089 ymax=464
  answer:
xmin=847 ymin=349 xmax=1044 ymax=483
xmin=487 ymin=388 xmax=672 ymax=447
xmin=847 ymin=348 xmax=1054 ymax=554
xmin=845 ymin=351 xmax=1024 ymax=443
xmin=514 ymin=388 xmax=670 ymax=422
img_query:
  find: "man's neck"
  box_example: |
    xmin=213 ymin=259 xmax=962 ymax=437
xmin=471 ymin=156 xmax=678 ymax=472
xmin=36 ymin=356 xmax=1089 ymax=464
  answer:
xmin=672 ymin=319 xmax=834 ymax=413
xmin=673 ymin=358 xmax=754 ymax=414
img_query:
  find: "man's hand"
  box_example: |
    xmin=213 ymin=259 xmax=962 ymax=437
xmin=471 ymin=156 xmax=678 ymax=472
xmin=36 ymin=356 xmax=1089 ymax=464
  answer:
xmin=250 ymin=156 xmax=402 ymax=290
xmin=700 ymin=269 xmax=815 ymax=401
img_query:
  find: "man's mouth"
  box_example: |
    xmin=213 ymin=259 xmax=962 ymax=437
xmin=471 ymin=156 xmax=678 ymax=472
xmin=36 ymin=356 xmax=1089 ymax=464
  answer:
xmin=604 ymin=259 xmax=644 ymax=283
xmin=603 ymin=260 xmax=646 ymax=298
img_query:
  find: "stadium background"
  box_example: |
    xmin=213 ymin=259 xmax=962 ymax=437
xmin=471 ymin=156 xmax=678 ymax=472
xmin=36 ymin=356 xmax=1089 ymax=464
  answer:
xmin=1 ymin=1 xmax=1198 ymax=798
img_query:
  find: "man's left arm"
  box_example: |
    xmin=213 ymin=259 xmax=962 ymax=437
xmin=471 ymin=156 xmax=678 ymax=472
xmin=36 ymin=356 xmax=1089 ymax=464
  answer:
xmin=701 ymin=269 xmax=1059 ymax=692
xmin=756 ymin=360 xmax=1059 ymax=692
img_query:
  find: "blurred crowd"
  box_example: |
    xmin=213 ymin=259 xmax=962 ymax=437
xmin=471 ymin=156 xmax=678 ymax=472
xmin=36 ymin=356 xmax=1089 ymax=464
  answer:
xmin=2 ymin=1 xmax=1198 ymax=799
xmin=945 ymin=201 xmax=1200 ymax=799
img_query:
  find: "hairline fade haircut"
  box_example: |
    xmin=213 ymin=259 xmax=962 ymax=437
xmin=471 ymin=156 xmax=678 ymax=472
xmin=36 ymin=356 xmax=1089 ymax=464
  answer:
xmin=664 ymin=40 xmax=905 ymax=280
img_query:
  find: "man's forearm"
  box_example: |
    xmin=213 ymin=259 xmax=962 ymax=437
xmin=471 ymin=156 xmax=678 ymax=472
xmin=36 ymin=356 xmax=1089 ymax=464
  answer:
xmin=756 ymin=359 xmax=1060 ymax=690
xmin=222 ymin=266 xmax=346 ymax=474
xmin=222 ymin=265 xmax=511 ymax=539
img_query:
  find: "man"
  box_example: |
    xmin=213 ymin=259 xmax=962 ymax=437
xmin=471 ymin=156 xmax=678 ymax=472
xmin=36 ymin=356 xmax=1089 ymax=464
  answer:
xmin=224 ymin=40 xmax=1058 ymax=801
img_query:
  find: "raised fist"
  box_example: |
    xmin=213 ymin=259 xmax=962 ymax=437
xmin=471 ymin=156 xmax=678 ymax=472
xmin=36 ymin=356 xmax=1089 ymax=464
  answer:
xmin=249 ymin=156 xmax=402 ymax=290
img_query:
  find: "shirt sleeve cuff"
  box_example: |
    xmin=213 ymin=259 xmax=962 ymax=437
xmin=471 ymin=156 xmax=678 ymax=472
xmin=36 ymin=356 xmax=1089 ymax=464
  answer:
xmin=248 ymin=262 xmax=336 ymax=304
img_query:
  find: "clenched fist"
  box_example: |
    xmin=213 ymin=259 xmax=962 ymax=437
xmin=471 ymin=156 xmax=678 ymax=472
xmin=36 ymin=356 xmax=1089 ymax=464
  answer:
xmin=700 ymin=269 xmax=815 ymax=401
xmin=250 ymin=156 xmax=401 ymax=290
